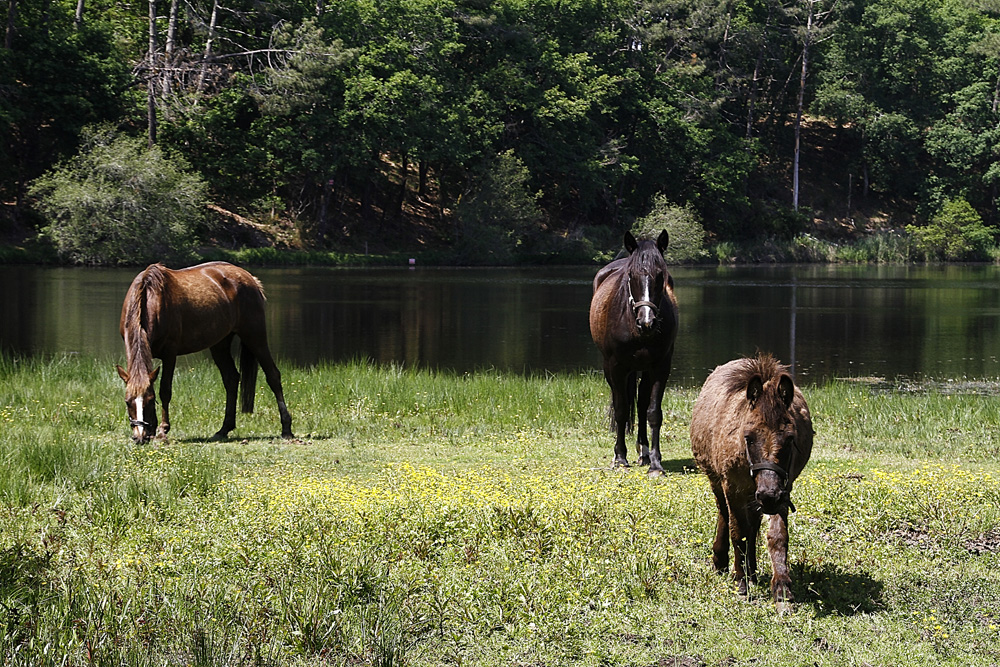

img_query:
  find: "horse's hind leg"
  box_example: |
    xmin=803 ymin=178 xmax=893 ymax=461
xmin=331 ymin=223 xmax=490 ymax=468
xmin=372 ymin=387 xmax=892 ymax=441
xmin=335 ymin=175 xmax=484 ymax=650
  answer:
xmin=243 ymin=339 xmax=293 ymax=438
xmin=209 ymin=335 xmax=239 ymax=440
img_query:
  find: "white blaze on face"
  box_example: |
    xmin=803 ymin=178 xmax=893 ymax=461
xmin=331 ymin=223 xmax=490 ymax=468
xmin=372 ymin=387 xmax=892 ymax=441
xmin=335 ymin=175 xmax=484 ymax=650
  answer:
xmin=134 ymin=398 xmax=145 ymax=438
xmin=639 ymin=278 xmax=653 ymax=305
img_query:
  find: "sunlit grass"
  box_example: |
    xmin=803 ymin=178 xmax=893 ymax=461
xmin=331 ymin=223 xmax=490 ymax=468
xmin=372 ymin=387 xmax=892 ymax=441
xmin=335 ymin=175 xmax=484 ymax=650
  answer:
xmin=1 ymin=356 xmax=999 ymax=665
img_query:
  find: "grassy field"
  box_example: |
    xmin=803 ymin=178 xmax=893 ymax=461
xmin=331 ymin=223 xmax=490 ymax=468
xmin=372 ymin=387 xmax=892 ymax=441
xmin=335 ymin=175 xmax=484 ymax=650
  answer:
xmin=1 ymin=355 xmax=999 ymax=666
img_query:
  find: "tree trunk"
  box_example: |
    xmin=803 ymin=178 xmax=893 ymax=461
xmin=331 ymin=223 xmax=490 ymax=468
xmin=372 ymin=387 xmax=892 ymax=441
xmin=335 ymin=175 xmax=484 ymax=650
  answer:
xmin=993 ymin=60 xmax=999 ymax=115
xmin=393 ymin=153 xmax=409 ymax=220
xmin=74 ymin=0 xmax=83 ymax=29
xmin=5 ymin=0 xmax=16 ymax=49
xmin=792 ymin=3 xmax=812 ymax=212
xmin=163 ymin=0 xmax=178 ymax=95
xmin=147 ymin=0 xmax=158 ymax=147
xmin=196 ymin=0 xmax=219 ymax=93
xmin=318 ymin=176 xmax=332 ymax=238
xmin=418 ymin=160 xmax=429 ymax=197
xmin=746 ymin=5 xmax=774 ymax=140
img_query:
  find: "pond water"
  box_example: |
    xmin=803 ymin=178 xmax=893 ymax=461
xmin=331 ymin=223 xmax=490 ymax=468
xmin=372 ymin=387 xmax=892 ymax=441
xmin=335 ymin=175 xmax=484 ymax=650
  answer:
xmin=3 ymin=263 xmax=1000 ymax=386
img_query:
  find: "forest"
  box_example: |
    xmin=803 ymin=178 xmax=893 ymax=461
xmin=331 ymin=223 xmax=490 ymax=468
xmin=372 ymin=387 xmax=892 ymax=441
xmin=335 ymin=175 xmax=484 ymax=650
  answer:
xmin=1 ymin=0 xmax=999 ymax=263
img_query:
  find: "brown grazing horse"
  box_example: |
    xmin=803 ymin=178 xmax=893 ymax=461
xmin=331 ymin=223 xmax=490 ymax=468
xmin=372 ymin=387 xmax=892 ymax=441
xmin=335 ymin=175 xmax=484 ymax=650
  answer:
xmin=116 ymin=261 xmax=293 ymax=442
xmin=689 ymin=353 xmax=812 ymax=605
xmin=589 ymin=230 xmax=679 ymax=473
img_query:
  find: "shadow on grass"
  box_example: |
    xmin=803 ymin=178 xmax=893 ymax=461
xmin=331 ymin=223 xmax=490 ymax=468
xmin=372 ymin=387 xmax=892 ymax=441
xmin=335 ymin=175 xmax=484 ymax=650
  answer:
xmin=660 ymin=457 xmax=698 ymax=474
xmin=0 ymin=544 xmax=53 ymax=636
xmin=793 ymin=562 xmax=884 ymax=616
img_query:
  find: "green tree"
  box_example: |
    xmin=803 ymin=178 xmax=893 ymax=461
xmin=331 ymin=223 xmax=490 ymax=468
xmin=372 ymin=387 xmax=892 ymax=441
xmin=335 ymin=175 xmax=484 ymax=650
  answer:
xmin=906 ymin=197 xmax=994 ymax=261
xmin=29 ymin=127 xmax=207 ymax=265
xmin=0 ymin=0 xmax=131 ymax=224
xmin=454 ymin=149 xmax=543 ymax=264
xmin=631 ymin=194 xmax=707 ymax=263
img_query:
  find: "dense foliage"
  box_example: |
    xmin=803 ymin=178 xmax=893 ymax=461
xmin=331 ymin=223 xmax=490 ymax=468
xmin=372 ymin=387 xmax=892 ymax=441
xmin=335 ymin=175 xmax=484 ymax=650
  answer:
xmin=29 ymin=127 xmax=207 ymax=265
xmin=1 ymin=0 xmax=998 ymax=260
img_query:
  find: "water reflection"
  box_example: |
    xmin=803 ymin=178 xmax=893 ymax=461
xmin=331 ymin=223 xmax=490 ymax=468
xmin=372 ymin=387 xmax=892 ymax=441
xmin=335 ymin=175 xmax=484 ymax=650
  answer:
xmin=3 ymin=263 xmax=1000 ymax=385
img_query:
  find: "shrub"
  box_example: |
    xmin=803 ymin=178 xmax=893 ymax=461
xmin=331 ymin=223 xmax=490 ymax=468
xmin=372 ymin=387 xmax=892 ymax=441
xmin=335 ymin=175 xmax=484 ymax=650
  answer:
xmin=905 ymin=198 xmax=995 ymax=261
xmin=454 ymin=150 xmax=543 ymax=265
xmin=29 ymin=126 xmax=207 ymax=266
xmin=631 ymin=195 xmax=707 ymax=264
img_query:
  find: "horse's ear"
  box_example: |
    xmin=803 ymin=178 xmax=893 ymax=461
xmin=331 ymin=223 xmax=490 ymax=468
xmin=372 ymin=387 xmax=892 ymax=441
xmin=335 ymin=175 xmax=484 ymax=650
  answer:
xmin=624 ymin=231 xmax=638 ymax=254
xmin=116 ymin=365 xmax=129 ymax=383
xmin=778 ymin=374 xmax=795 ymax=408
xmin=150 ymin=367 xmax=160 ymax=383
xmin=656 ymin=229 xmax=669 ymax=253
xmin=746 ymin=376 xmax=763 ymax=406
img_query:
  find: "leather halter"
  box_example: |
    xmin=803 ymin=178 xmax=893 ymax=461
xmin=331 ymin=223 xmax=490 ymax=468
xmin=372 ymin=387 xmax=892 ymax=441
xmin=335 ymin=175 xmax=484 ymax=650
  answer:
xmin=745 ymin=437 xmax=798 ymax=513
xmin=130 ymin=418 xmax=153 ymax=430
xmin=627 ymin=280 xmax=659 ymax=318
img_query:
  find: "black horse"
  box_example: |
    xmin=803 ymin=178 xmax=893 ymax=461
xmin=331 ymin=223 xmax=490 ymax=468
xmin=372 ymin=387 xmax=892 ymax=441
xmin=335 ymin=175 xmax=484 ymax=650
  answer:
xmin=588 ymin=231 xmax=678 ymax=473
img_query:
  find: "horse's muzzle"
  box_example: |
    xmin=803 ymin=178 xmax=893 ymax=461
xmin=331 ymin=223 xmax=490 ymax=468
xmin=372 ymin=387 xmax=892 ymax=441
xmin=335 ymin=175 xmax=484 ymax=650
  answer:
xmin=755 ymin=488 xmax=792 ymax=515
xmin=633 ymin=301 xmax=659 ymax=333
xmin=130 ymin=418 xmax=153 ymax=442
xmin=753 ymin=467 xmax=793 ymax=514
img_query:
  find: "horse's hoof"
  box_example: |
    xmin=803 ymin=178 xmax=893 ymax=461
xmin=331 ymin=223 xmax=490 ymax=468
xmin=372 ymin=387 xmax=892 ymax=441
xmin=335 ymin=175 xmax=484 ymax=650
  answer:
xmin=211 ymin=430 xmax=231 ymax=441
xmin=772 ymin=583 xmax=794 ymax=605
xmin=775 ymin=600 xmax=793 ymax=616
xmin=612 ymin=459 xmax=630 ymax=469
xmin=282 ymin=430 xmax=295 ymax=439
xmin=647 ymin=468 xmax=664 ymax=478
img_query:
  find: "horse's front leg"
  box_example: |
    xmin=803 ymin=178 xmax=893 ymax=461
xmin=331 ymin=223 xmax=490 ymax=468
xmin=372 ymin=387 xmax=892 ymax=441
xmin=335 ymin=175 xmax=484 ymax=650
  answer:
xmin=729 ymin=502 xmax=761 ymax=596
xmin=157 ymin=355 xmax=177 ymax=439
xmin=606 ymin=365 xmax=630 ymax=467
xmin=767 ymin=509 xmax=793 ymax=604
xmin=210 ymin=337 xmax=240 ymax=440
xmin=710 ymin=485 xmax=730 ymax=573
xmin=642 ymin=373 xmax=668 ymax=474
xmin=636 ymin=373 xmax=651 ymax=467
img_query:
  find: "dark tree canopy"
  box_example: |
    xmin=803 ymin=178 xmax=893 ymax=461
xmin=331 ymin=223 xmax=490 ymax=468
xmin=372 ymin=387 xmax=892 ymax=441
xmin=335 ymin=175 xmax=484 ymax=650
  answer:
xmin=4 ymin=0 xmax=999 ymax=258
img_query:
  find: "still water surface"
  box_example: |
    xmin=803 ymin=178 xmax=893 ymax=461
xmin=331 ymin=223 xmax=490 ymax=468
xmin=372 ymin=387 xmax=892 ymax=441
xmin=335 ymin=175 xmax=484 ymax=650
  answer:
xmin=3 ymin=264 xmax=1000 ymax=386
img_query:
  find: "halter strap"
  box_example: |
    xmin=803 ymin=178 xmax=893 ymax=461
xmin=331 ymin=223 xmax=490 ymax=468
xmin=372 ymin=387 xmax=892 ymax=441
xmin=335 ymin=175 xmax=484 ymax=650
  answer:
xmin=130 ymin=418 xmax=153 ymax=430
xmin=627 ymin=283 xmax=659 ymax=317
xmin=745 ymin=438 xmax=798 ymax=513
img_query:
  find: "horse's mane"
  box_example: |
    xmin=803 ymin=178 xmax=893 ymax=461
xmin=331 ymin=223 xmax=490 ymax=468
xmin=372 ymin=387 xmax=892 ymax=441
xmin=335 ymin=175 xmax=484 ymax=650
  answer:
xmin=123 ymin=264 xmax=166 ymax=396
xmin=625 ymin=238 xmax=667 ymax=276
xmin=723 ymin=353 xmax=793 ymax=421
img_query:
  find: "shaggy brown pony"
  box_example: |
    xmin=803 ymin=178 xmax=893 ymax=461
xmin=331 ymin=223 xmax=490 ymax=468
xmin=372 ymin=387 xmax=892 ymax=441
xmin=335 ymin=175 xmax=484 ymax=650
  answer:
xmin=689 ymin=353 xmax=813 ymax=604
xmin=117 ymin=261 xmax=293 ymax=442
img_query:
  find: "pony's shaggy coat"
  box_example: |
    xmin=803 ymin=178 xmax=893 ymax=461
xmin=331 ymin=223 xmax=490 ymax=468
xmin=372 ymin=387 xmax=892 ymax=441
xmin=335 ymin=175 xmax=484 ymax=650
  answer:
xmin=690 ymin=354 xmax=812 ymax=604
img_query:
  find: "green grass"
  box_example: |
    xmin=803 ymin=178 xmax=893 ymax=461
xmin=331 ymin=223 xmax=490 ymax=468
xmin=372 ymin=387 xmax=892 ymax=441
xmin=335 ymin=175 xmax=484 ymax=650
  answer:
xmin=1 ymin=356 xmax=999 ymax=665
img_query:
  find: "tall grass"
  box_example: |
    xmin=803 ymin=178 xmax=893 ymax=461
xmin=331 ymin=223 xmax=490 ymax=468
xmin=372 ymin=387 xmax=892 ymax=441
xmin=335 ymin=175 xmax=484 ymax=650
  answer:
xmin=1 ymin=356 xmax=999 ymax=665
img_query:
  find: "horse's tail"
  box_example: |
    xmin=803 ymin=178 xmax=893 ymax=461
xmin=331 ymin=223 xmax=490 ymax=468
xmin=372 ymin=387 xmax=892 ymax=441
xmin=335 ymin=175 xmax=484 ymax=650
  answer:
xmin=239 ymin=340 xmax=258 ymax=413
xmin=605 ymin=372 xmax=637 ymax=433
